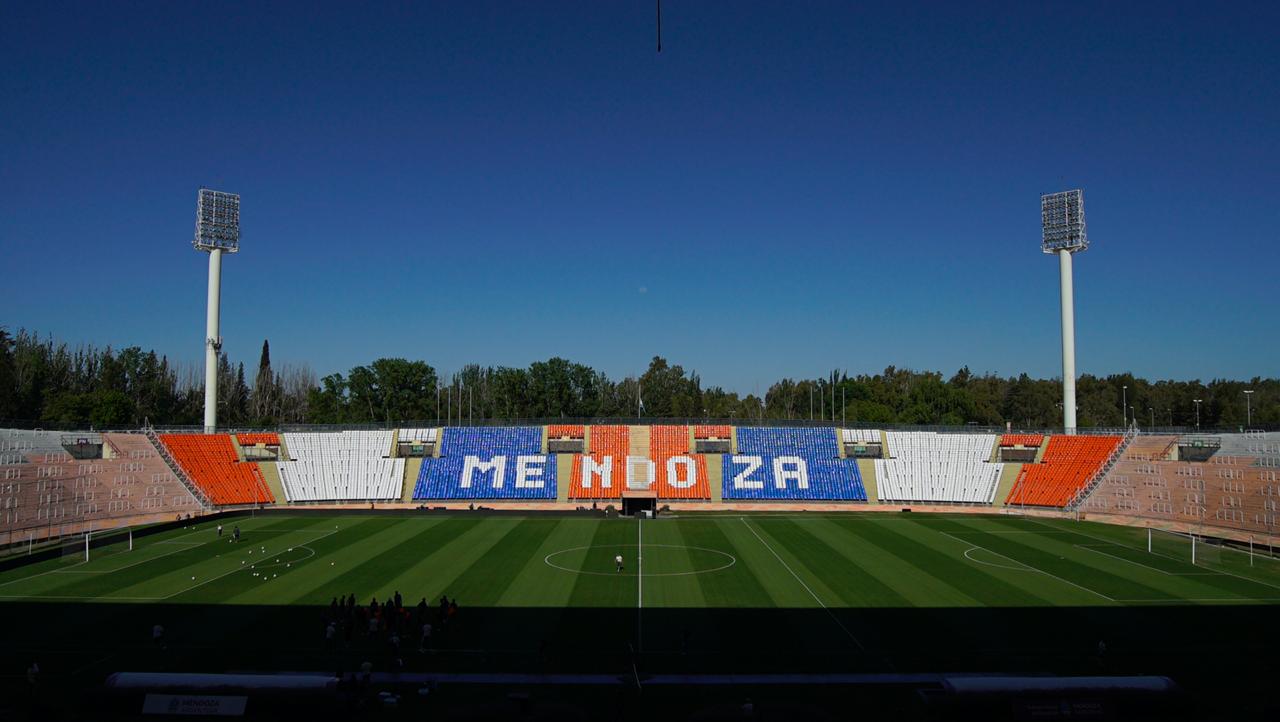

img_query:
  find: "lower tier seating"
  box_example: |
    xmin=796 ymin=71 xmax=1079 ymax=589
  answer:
xmin=1006 ymin=435 xmax=1122 ymax=507
xmin=875 ymin=460 xmax=1001 ymax=503
xmin=415 ymin=427 xmax=555 ymax=499
xmin=159 ymin=434 xmax=273 ymax=505
xmin=721 ymin=455 xmax=866 ymax=500
xmin=279 ymin=459 xmax=405 ymax=502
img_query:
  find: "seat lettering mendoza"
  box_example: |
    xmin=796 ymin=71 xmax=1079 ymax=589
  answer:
xmin=459 ymin=455 xmax=551 ymax=489
xmin=729 ymin=454 xmax=809 ymax=490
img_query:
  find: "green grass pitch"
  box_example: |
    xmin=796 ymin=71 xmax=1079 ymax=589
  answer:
xmin=2 ymin=511 xmax=1279 ymax=702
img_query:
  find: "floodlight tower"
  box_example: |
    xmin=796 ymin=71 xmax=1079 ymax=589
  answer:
xmin=1041 ymin=189 xmax=1088 ymax=434
xmin=193 ymin=189 xmax=240 ymax=433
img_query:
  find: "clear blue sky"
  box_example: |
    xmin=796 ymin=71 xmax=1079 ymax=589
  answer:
xmin=2 ymin=1 xmax=1277 ymax=391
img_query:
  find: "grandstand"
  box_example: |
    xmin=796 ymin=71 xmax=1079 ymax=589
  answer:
xmin=7 ymin=424 xmax=1280 ymax=542
xmin=876 ymin=432 xmax=1001 ymax=503
xmin=279 ymin=431 xmax=403 ymax=502
xmin=726 ymin=427 xmax=866 ymax=500
xmin=1 ymin=430 xmax=202 ymax=538
xmin=570 ymin=425 xmax=630 ymax=499
xmin=1005 ymin=434 xmax=1123 ymax=508
xmin=416 ymin=426 xmax=555 ymax=499
xmin=159 ymin=434 xmax=273 ymax=506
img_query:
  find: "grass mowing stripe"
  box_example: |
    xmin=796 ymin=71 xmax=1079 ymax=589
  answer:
xmin=940 ymin=517 xmax=1171 ymax=602
xmin=808 ymin=517 xmax=980 ymax=606
xmin=752 ymin=517 xmax=909 ymax=608
xmin=376 ymin=518 xmax=524 ymax=604
xmin=431 ymin=519 xmax=561 ymax=606
xmin=1021 ymin=519 xmax=1280 ymax=600
xmin=300 ymin=518 xmax=485 ymax=604
xmin=497 ymin=519 xmax=599 ymax=606
xmin=214 ymin=517 xmax=416 ymax=605
xmin=836 ymin=517 xmax=1048 ymax=606
xmin=552 ymin=519 xmax=636 ymax=655
xmin=640 ymin=519 xmax=708 ymax=608
xmin=739 ymin=517 xmax=866 ymax=652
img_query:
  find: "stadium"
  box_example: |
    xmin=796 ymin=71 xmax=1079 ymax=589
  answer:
xmin=3 ymin=2 xmax=1278 ymax=721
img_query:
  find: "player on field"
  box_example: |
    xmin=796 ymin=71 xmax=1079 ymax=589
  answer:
xmin=615 ymin=554 xmax=624 ymax=572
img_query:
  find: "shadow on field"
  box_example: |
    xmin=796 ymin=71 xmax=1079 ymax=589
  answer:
xmin=0 ymin=600 xmax=1276 ymax=720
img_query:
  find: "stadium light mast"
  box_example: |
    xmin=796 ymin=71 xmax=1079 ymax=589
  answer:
xmin=1041 ymin=189 xmax=1088 ymax=434
xmin=193 ymin=189 xmax=241 ymax=433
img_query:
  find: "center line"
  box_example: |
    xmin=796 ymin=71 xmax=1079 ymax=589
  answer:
xmin=636 ymin=515 xmax=644 ymax=652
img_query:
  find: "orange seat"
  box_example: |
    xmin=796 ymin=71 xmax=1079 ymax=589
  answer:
xmin=160 ymin=434 xmax=274 ymax=505
xmin=569 ymin=426 xmax=628 ymax=499
xmin=1005 ymin=435 xmax=1121 ymax=507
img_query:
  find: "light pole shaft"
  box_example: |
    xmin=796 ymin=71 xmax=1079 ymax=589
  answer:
xmin=203 ymin=249 xmax=223 ymax=433
xmin=1058 ymin=250 xmax=1077 ymax=433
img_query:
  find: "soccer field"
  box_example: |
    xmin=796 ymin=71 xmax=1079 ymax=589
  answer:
xmin=2 ymin=511 xmax=1279 ymax=697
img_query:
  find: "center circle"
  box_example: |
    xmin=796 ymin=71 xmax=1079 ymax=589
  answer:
xmin=544 ymin=544 xmax=736 ymax=577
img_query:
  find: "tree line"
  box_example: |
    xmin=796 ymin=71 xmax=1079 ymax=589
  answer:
xmin=0 ymin=328 xmax=1274 ymax=430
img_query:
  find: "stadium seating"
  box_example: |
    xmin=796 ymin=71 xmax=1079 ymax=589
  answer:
xmin=999 ymin=434 xmax=1043 ymax=447
xmin=876 ymin=432 xmax=1001 ymax=503
xmin=160 ymin=434 xmax=274 ymax=505
xmin=841 ymin=429 xmax=883 ymax=444
xmin=547 ymin=425 xmax=585 ymax=439
xmin=694 ymin=425 xmax=732 ymax=440
xmin=1005 ymin=434 xmax=1122 ymax=507
xmin=236 ymin=433 xmax=280 ymax=446
xmin=649 ymin=425 xmax=710 ymax=499
xmin=279 ymin=431 xmax=403 ymax=501
xmin=0 ymin=431 xmax=202 ymax=532
xmin=398 ymin=428 xmax=439 ymax=442
xmin=570 ymin=426 xmax=629 ymax=499
xmin=415 ymin=427 xmax=554 ymax=499
xmin=723 ymin=427 xmax=866 ymax=500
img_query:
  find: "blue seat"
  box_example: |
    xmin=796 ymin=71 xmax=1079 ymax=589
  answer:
xmin=724 ymin=428 xmax=866 ymax=500
xmin=414 ymin=427 xmax=555 ymax=499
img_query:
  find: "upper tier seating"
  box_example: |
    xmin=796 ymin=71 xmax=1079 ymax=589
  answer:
xmin=1 ymin=431 xmax=201 ymax=532
xmin=724 ymin=427 xmax=866 ymax=500
xmin=415 ymin=427 xmax=554 ymax=499
xmin=236 ymin=433 xmax=280 ymax=446
xmin=1006 ymin=435 xmax=1122 ymax=507
xmin=398 ymin=428 xmax=439 ymax=443
xmin=876 ymin=432 xmax=1001 ymax=503
xmin=160 ymin=434 xmax=274 ymax=505
xmin=547 ymin=425 xmax=585 ymax=439
xmin=279 ymin=431 xmax=403 ymax=501
xmin=841 ymin=429 xmax=883 ymax=444
xmin=694 ymin=425 xmax=732 ymax=440
xmin=999 ymin=434 xmax=1044 ymax=447
xmin=570 ymin=426 xmax=629 ymax=499
xmin=649 ymin=426 xmax=710 ymax=500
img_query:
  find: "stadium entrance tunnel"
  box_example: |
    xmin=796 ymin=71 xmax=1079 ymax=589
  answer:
xmin=544 ymin=543 xmax=736 ymax=577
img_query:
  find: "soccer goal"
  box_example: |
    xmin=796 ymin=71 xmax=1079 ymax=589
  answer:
xmin=1147 ymin=526 xmax=1278 ymax=569
xmin=59 ymin=526 xmax=135 ymax=564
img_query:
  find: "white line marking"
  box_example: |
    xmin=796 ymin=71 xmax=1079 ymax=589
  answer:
xmin=1026 ymin=518 xmax=1280 ymax=594
xmin=544 ymin=544 xmax=735 ymax=577
xmin=0 ymin=526 xmax=339 ymax=601
xmin=739 ymin=517 xmax=865 ymax=651
xmin=1072 ymin=544 xmax=1219 ymax=576
xmin=962 ymin=547 xmax=1032 ymax=571
xmin=637 ymin=517 xmax=643 ymax=653
xmin=939 ymin=530 xmax=1115 ymax=602
xmin=164 ymin=528 xmax=338 ymax=600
